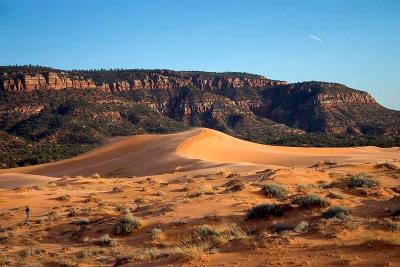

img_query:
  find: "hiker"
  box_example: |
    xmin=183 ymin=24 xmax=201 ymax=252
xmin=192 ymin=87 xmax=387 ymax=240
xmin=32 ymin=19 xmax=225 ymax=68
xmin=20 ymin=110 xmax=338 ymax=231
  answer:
xmin=25 ymin=206 xmax=30 ymax=225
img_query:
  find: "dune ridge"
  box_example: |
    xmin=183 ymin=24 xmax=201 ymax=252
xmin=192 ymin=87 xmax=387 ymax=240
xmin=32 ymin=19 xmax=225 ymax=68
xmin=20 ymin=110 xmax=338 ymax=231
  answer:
xmin=1 ymin=128 xmax=398 ymax=182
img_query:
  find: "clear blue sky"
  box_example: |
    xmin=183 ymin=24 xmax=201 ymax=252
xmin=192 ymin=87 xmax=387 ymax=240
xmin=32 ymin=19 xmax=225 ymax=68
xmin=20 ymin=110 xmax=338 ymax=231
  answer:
xmin=1 ymin=0 xmax=399 ymax=110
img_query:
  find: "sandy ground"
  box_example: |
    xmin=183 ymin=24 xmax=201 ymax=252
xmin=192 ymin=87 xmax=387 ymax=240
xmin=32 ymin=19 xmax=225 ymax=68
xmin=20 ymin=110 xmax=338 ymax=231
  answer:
xmin=0 ymin=128 xmax=399 ymax=266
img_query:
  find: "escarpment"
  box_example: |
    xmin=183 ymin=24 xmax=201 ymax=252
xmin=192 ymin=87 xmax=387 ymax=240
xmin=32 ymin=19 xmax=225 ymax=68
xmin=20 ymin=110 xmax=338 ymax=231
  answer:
xmin=0 ymin=68 xmax=287 ymax=92
xmin=0 ymin=66 xmax=399 ymax=169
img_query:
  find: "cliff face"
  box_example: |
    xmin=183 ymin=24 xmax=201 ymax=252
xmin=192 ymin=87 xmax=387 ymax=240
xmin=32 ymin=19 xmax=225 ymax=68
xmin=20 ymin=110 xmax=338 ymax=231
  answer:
xmin=255 ymin=82 xmax=399 ymax=135
xmin=1 ymin=72 xmax=97 ymax=91
xmin=0 ymin=70 xmax=287 ymax=92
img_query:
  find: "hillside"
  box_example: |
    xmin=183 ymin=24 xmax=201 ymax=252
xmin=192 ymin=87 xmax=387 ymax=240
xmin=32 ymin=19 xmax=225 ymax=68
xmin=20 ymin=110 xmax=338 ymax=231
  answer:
xmin=1 ymin=66 xmax=399 ymax=168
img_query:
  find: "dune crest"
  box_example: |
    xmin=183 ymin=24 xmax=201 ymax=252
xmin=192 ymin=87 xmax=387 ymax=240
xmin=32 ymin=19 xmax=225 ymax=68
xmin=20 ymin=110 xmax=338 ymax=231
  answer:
xmin=0 ymin=128 xmax=398 ymax=181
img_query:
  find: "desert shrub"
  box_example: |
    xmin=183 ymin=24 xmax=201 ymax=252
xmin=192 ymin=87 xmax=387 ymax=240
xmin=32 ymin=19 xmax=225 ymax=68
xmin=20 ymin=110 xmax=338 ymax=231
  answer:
xmin=194 ymin=224 xmax=221 ymax=240
xmin=292 ymin=194 xmax=329 ymax=208
xmin=75 ymin=218 xmax=89 ymax=226
xmin=151 ymin=228 xmax=165 ymax=241
xmin=18 ymin=247 xmax=44 ymax=258
xmin=246 ymin=204 xmax=286 ymax=220
xmin=348 ymin=174 xmax=380 ymax=188
xmin=96 ymin=234 xmax=117 ymax=246
xmin=263 ymin=182 xmax=287 ymax=199
xmin=294 ymin=220 xmax=310 ymax=232
xmin=274 ymin=222 xmax=294 ymax=233
xmin=322 ymin=205 xmax=350 ymax=219
xmin=154 ymin=191 xmax=166 ymax=196
xmin=382 ymin=218 xmax=400 ymax=232
xmin=114 ymin=248 xmax=162 ymax=265
xmin=112 ymin=186 xmax=124 ymax=193
xmin=56 ymin=194 xmax=71 ymax=201
xmin=113 ymin=213 xmax=141 ymax=235
xmin=224 ymin=224 xmax=248 ymax=240
xmin=67 ymin=208 xmax=78 ymax=217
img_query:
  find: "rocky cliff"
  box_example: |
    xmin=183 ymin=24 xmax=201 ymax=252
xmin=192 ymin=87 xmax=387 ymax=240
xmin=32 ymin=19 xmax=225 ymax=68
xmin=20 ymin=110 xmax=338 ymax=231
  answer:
xmin=0 ymin=66 xmax=399 ymax=168
xmin=0 ymin=69 xmax=287 ymax=92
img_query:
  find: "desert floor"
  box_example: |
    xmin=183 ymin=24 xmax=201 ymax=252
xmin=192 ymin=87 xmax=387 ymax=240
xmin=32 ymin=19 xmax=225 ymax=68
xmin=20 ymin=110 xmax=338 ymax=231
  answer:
xmin=0 ymin=128 xmax=399 ymax=266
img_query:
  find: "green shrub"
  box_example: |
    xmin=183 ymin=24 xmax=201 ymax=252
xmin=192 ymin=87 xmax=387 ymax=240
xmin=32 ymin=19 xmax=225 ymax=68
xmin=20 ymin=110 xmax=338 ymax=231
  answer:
xmin=274 ymin=222 xmax=294 ymax=233
xmin=113 ymin=213 xmax=141 ymax=235
xmin=246 ymin=204 xmax=286 ymax=220
xmin=322 ymin=205 xmax=350 ymax=219
xmin=348 ymin=175 xmax=380 ymax=188
xmin=75 ymin=218 xmax=89 ymax=226
xmin=292 ymin=194 xmax=329 ymax=208
xmin=263 ymin=182 xmax=287 ymax=199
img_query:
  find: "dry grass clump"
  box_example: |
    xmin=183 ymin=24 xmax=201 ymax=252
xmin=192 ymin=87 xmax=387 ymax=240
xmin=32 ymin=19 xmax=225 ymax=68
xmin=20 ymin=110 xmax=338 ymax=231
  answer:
xmin=56 ymin=194 xmax=71 ymax=201
xmin=194 ymin=224 xmax=223 ymax=244
xmin=348 ymin=174 xmax=380 ymax=188
xmin=114 ymin=213 xmax=142 ymax=235
xmin=84 ymin=193 xmax=100 ymax=203
xmin=263 ymin=182 xmax=287 ymax=199
xmin=114 ymin=248 xmax=162 ymax=265
xmin=96 ymin=234 xmax=117 ymax=246
xmin=112 ymin=186 xmax=124 ymax=193
xmin=170 ymin=240 xmax=211 ymax=260
xmin=67 ymin=208 xmax=79 ymax=217
xmin=292 ymin=194 xmax=329 ymax=208
xmin=322 ymin=205 xmax=350 ymax=219
xmin=294 ymin=220 xmax=310 ymax=232
xmin=246 ymin=204 xmax=287 ymax=220
xmin=382 ymin=218 xmax=400 ymax=232
xmin=151 ymin=228 xmax=165 ymax=241
xmin=17 ymin=247 xmax=44 ymax=258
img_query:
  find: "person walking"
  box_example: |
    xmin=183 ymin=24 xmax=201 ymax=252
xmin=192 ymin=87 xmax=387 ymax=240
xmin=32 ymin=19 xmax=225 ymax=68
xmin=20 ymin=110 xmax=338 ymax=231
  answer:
xmin=25 ymin=206 xmax=30 ymax=225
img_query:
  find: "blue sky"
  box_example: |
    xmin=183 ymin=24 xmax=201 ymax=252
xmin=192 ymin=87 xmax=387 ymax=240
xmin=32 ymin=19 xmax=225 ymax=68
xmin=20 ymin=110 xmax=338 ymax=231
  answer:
xmin=1 ymin=0 xmax=399 ymax=110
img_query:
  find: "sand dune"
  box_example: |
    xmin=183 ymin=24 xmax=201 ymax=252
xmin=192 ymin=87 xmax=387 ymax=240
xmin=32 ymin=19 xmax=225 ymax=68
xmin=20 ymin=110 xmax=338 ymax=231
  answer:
xmin=0 ymin=173 xmax=57 ymax=189
xmin=0 ymin=128 xmax=398 ymax=181
xmin=1 ymin=128 xmax=399 ymax=266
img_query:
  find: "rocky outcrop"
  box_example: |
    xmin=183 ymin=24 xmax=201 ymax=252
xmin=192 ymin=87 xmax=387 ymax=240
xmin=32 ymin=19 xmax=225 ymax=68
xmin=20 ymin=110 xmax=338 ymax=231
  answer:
xmin=0 ymin=70 xmax=287 ymax=92
xmin=0 ymin=72 xmax=96 ymax=91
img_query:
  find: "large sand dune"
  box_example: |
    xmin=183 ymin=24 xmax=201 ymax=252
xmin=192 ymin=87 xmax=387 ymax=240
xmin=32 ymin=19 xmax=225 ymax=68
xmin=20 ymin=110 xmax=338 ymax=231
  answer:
xmin=1 ymin=128 xmax=398 ymax=182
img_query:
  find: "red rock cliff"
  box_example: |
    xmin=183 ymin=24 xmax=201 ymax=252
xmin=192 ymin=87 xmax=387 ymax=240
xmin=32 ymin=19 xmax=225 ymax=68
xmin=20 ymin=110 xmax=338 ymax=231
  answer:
xmin=0 ymin=71 xmax=287 ymax=92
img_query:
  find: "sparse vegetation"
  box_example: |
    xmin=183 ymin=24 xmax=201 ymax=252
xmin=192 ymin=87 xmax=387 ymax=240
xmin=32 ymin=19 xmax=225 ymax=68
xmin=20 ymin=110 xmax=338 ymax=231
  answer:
xmin=75 ymin=218 xmax=89 ymax=226
xmin=348 ymin=174 xmax=380 ymax=188
xmin=56 ymin=194 xmax=71 ymax=201
xmin=322 ymin=205 xmax=350 ymax=219
xmin=294 ymin=220 xmax=310 ymax=232
xmin=382 ymin=218 xmax=400 ymax=232
xmin=263 ymin=182 xmax=287 ymax=199
xmin=151 ymin=228 xmax=165 ymax=241
xmin=292 ymin=194 xmax=329 ymax=208
xmin=96 ymin=234 xmax=117 ymax=246
xmin=274 ymin=222 xmax=294 ymax=233
xmin=113 ymin=213 xmax=142 ymax=235
xmin=170 ymin=240 xmax=211 ymax=260
xmin=246 ymin=204 xmax=287 ymax=219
